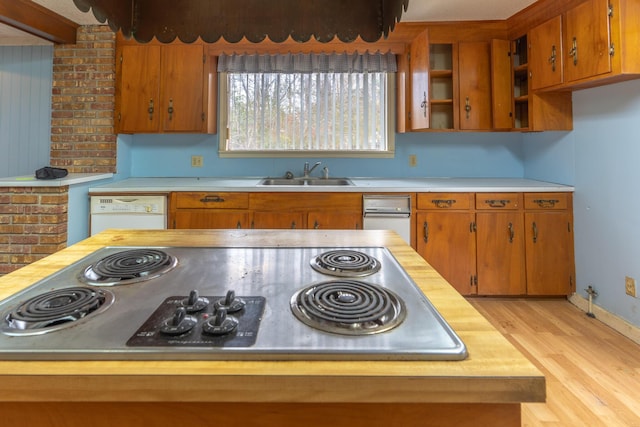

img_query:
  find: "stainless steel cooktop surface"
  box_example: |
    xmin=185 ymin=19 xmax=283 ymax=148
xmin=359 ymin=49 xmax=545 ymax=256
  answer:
xmin=0 ymin=246 xmax=467 ymax=361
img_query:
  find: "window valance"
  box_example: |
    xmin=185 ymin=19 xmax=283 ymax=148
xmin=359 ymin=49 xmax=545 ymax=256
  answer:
xmin=217 ymin=52 xmax=397 ymax=73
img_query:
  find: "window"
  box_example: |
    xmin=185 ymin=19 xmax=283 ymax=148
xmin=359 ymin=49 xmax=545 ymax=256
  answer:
xmin=218 ymin=53 xmax=396 ymax=157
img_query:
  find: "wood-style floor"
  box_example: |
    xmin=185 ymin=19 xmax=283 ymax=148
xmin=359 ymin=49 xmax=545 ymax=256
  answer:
xmin=468 ymin=298 xmax=640 ymax=427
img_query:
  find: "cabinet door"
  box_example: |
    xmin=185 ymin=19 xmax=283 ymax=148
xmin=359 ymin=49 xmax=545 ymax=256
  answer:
xmin=416 ymin=212 xmax=476 ymax=295
xmin=308 ymin=211 xmax=361 ymax=230
xmin=458 ymin=42 xmax=492 ymax=130
xmin=252 ymin=211 xmax=304 ymax=229
xmin=476 ymin=212 xmax=526 ymax=295
xmin=491 ymin=39 xmax=513 ymax=130
xmin=530 ymin=16 xmax=563 ymax=90
xmin=564 ymin=0 xmax=612 ymax=83
xmin=409 ymin=28 xmax=430 ymax=130
xmin=525 ymin=211 xmax=574 ymax=295
xmin=160 ymin=44 xmax=205 ymax=132
xmin=173 ymin=210 xmax=249 ymax=229
xmin=118 ymin=45 xmax=161 ymax=133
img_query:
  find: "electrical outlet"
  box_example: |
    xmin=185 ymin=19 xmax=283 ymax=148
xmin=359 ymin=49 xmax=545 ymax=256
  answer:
xmin=409 ymin=154 xmax=417 ymax=167
xmin=625 ymin=276 xmax=636 ymax=297
xmin=191 ymin=155 xmax=203 ymax=168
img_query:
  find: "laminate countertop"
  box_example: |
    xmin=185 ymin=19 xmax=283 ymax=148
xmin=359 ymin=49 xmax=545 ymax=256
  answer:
xmin=89 ymin=176 xmax=573 ymax=193
xmin=0 ymin=229 xmax=544 ymax=427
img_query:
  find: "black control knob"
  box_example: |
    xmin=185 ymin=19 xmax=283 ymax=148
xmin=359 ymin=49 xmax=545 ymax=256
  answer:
xmin=182 ymin=289 xmax=209 ymax=313
xmin=202 ymin=307 xmax=239 ymax=335
xmin=159 ymin=307 xmax=197 ymax=335
xmin=214 ymin=290 xmax=245 ymax=313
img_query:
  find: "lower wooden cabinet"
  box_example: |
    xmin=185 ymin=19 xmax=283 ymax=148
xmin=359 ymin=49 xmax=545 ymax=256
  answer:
xmin=171 ymin=192 xmax=250 ymax=229
xmin=416 ymin=210 xmax=476 ymax=295
xmin=475 ymin=193 xmax=527 ymax=296
xmin=416 ymin=191 xmax=575 ymax=296
xmin=170 ymin=192 xmax=362 ymax=230
xmin=415 ymin=193 xmax=476 ymax=295
xmin=170 ymin=190 xmax=574 ymax=296
xmin=524 ymin=193 xmax=575 ymax=295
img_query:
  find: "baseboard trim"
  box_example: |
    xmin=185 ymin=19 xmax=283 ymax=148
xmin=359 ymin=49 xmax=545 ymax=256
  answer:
xmin=568 ymin=293 xmax=640 ymax=345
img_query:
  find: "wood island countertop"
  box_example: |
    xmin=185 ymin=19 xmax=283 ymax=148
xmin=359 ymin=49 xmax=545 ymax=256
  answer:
xmin=0 ymin=229 xmax=544 ymax=427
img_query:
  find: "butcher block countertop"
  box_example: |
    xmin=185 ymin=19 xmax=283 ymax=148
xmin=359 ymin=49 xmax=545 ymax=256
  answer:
xmin=0 ymin=229 xmax=543 ymax=426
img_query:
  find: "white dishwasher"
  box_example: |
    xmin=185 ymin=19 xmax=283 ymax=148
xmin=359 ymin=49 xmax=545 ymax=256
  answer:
xmin=90 ymin=195 xmax=167 ymax=236
xmin=362 ymin=195 xmax=411 ymax=244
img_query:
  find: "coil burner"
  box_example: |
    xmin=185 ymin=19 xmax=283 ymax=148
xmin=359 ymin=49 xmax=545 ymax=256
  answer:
xmin=80 ymin=248 xmax=177 ymax=286
xmin=1 ymin=287 xmax=114 ymax=336
xmin=290 ymin=280 xmax=406 ymax=335
xmin=310 ymin=250 xmax=381 ymax=277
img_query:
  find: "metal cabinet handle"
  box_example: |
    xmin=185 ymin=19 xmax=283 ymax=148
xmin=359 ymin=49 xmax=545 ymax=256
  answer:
xmin=199 ymin=195 xmax=225 ymax=203
xmin=167 ymin=98 xmax=174 ymax=120
xmin=420 ymin=92 xmax=427 ymax=118
xmin=432 ymin=199 xmax=456 ymax=208
xmin=508 ymin=222 xmax=514 ymax=243
xmin=549 ymin=45 xmax=557 ymax=72
xmin=484 ymin=199 xmax=510 ymax=208
xmin=533 ymin=199 xmax=558 ymax=208
xmin=569 ymin=37 xmax=578 ymax=66
xmin=532 ymin=222 xmax=538 ymax=243
xmin=465 ymin=96 xmax=471 ymax=119
xmin=314 ymin=220 xmax=320 ymax=229
xmin=423 ymin=221 xmax=429 ymax=243
xmin=290 ymin=221 xmax=296 ymax=229
xmin=236 ymin=221 xmax=242 ymax=229
xmin=148 ymin=99 xmax=154 ymax=120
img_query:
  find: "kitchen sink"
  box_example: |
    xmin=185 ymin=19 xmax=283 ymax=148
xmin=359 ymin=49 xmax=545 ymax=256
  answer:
xmin=258 ymin=177 xmax=354 ymax=186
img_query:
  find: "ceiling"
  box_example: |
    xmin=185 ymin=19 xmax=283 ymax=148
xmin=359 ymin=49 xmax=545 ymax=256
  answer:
xmin=1 ymin=0 xmax=538 ymax=45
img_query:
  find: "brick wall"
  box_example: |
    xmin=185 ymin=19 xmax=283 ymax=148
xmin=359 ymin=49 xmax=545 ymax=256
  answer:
xmin=0 ymin=25 xmax=117 ymax=276
xmin=50 ymin=25 xmax=117 ymax=173
xmin=0 ymin=187 xmax=68 ymax=275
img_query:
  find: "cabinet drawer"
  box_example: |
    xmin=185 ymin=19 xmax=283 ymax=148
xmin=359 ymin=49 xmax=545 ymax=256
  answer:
xmin=417 ymin=193 xmax=473 ymax=210
xmin=476 ymin=193 xmax=521 ymax=210
xmin=174 ymin=192 xmax=249 ymax=209
xmin=523 ymin=193 xmax=569 ymax=210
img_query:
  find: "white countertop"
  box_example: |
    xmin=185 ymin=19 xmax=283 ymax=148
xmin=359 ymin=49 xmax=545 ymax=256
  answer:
xmin=88 ymin=177 xmax=574 ymax=193
xmin=0 ymin=173 xmax=113 ymax=187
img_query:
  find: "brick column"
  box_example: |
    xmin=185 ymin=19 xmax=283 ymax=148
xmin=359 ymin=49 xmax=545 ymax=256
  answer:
xmin=0 ymin=187 xmax=68 ymax=275
xmin=50 ymin=25 xmax=117 ymax=173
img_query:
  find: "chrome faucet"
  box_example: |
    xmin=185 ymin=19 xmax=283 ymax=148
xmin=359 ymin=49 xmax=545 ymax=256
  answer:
xmin=303 ymin=161 xmax=321 ymax=177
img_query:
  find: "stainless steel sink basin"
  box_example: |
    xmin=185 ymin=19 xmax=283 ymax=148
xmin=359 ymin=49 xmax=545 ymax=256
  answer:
xmin=258 ymin=177 xmax=353 ymax=186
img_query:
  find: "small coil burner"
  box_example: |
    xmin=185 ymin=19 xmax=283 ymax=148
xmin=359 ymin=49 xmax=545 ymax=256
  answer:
xmin=1 ymin=287 xmax=114 ymax=336
xmin=290 ymin=280 xmax=406 ymax=335
xmin=80 ymin=248 xmax=178 ymax=286
xmin=310 ymin=250 xmax=381 ymax=277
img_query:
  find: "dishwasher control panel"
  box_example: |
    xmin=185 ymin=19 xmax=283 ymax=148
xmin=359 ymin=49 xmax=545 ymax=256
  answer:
xmin=91 ymin=196 xmax=166 ymax=214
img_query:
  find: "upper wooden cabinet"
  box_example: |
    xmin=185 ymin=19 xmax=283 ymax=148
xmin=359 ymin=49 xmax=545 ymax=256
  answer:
xmin=458 ymin=42 xmax=492 ymax=130
xmin=515 ymin=0 xmax=640 ymax=91
xmin=529 ymin=16 xmax=564 ymax=91
xmin=508 ymin=33 xmax=573 ymax=131
xmin=564 ymin=0 xmax=614 ymax=84
xmin=408 ymin=36 xmax=493 ymax=131
xmin=115 ymin=37 xmax=216 ymax=134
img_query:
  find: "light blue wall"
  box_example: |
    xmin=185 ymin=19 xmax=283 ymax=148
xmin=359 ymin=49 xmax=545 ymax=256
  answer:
xmin=524 ymin=79 xmax=640 ymax=328
xmin=128 ymin=132 xmax=525 ymax=178
xmin=0 ymin=46 xmax=53 ymax=177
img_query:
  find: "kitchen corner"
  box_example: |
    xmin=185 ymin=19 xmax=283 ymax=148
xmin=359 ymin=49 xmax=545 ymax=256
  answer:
xmin=0 ymin=229 xmax=543 ymax=427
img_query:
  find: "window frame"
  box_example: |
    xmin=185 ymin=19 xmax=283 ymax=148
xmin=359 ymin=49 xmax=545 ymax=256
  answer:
xmin=218 ymin=71 xmax=396 ymax=158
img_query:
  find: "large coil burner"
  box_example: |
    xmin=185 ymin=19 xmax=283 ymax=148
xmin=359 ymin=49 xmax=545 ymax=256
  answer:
xmin=290 ymin=280 xmax=406 ymax=335
xmin=80 ymin=248 xmax=177 ymax=286
xmin=310 ymin=250 xmax=381 ymax=277
xmin=1 ymin=287 xmax=114 ymax=336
